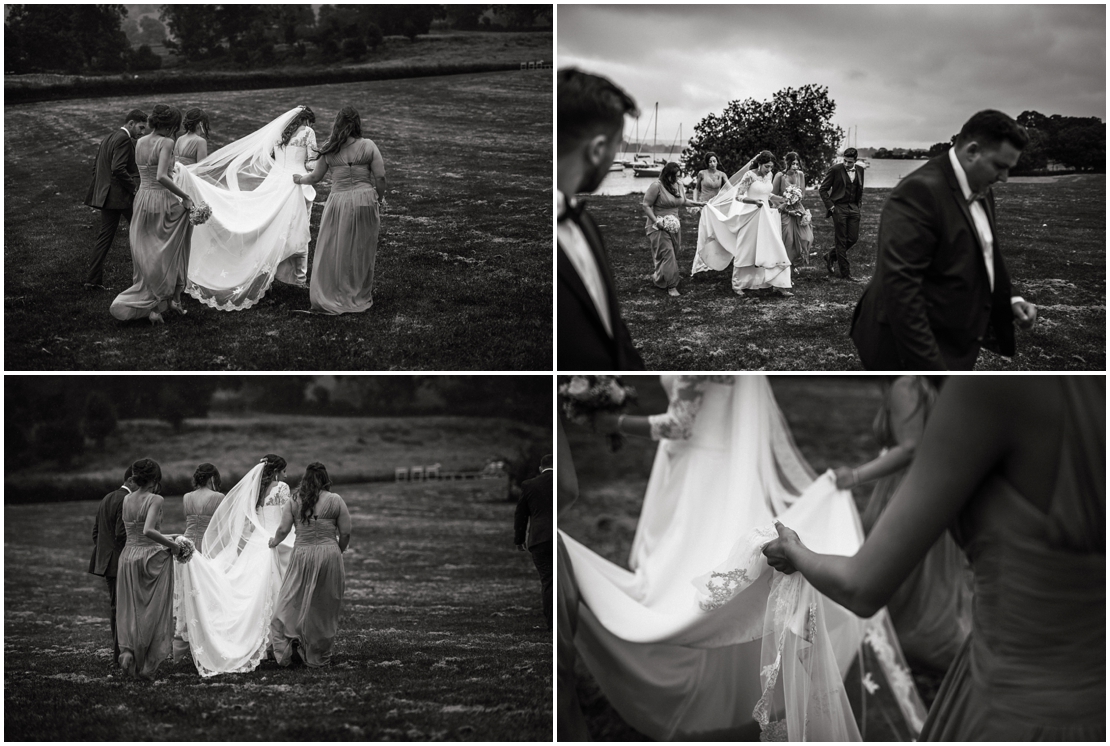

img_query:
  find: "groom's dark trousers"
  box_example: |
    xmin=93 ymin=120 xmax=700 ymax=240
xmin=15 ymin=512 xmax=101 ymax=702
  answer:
xmin=84 ymin=128 xmax=139 ymax=286
xmin=89 ymin=485 xmax=129 ymax=665
xmin=515 ymin=470 xmax=553 ymax=628
xmin=819 ymin=163 xmax=864 ymax=278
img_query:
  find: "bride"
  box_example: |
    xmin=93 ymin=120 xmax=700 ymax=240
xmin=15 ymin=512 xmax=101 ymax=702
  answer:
xmin=173 ymin=455 xmax=295 ymax=676
xmin=562 ymin=375 xmax=928 ymax=740
xmin=173 ymin=106 xmax=317 ymax=311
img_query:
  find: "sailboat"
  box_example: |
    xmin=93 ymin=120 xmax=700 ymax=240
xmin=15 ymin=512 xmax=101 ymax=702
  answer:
xmin=634 ymin=103 xmax=663 ymax=177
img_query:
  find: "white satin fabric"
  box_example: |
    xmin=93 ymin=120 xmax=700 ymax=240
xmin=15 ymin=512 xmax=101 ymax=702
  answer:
xmin=173 ymin=463 xmax=295 ymax=676
xmin=560 ymin=376 xmax=927 ymax=740
xmin=173 ymin=108 xmax=315 ymax=310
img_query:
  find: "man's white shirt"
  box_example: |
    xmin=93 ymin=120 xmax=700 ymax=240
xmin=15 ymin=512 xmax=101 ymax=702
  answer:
xmin=558 ymin=190 xmax=613 ymax=338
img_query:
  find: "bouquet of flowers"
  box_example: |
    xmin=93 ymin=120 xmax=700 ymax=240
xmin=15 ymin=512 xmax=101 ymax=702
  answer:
xmin=781 ymin=184 xmax=804 ymax=208
xmin=187 ymin=201 xmax=213 ymax=226
xmin=658 ymin=214 xmax=681 ymax=234
xmin=558 ymin=375 xmax=638 ymax=452
xmin=173 ymin=536 xmax=196 ymax=564
xmin=800 ymin=208 xmax=813 ymax=226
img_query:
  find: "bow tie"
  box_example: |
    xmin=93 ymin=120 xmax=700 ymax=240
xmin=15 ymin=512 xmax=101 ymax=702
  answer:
xmin=559 ymin=199 xmax=586 ymax=223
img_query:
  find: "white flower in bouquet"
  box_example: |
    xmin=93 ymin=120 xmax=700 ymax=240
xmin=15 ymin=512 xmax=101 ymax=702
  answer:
xmin=608 ymin=379 xmax=626 ymax=405
xmin=659 ymin=214 xmax=681 ymax=234
xmin=174 ymin=536 xmax=196 ymax=564
xmin=188 ymin=201 xmax=213 ymax=226
xmin=566 ymin=376 xmax=590 ymax=397
xmin=800 ymin=208 xmax=813 ymax=226
xmin=782 ymin=184 xmax=804 ymax=207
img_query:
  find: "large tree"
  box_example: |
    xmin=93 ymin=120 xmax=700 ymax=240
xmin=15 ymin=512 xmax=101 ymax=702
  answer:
xmin=5 ymin=4 xmax=130 ymax=73
xmin=1015 ymin=110 xmax=1105 ymax=173
xmin=682 ymin=85 xmax=842 ymax=180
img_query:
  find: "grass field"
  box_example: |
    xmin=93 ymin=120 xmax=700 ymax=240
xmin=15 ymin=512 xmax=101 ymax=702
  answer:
xmin=4 ymin=479 xmax=552 ymax=741
xmin=559 ymin=376 xmax=945 ymax=740
xmin=4 ymin=69 xmax=552 ymax=371
xmin=587 ymin=175 xmax=1104 ymax=370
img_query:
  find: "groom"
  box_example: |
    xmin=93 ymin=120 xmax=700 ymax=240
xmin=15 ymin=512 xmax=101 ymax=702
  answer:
xmin=515 ymin=455 xmax=553 ymax=629
xmin=819 ymin=147 xmax=864 ymax=279
xmin=83 ymin=109 xmax=146 ymax=291
xmin=851 ymin=110 xmax=1037 ymax=370
xmin=88 ymin=466 xmax=134 ymax=666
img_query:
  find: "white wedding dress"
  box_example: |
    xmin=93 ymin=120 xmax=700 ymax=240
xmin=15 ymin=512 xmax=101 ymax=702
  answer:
xmin=560 ymin=376 xmax=927 ymax=740
xmin=173 ymin=107 xmax=316 ymax=310
xmin=173 ymin=463 xmax=295 ymax=676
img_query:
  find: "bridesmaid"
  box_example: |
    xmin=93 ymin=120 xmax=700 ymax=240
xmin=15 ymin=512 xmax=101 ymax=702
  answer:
xmin=174 ymin=108 xmax=210 ymax=165
xmin=641 ymin=162 xmax=704 ymax=297
xmin=268 ymin=462 xmax=351 ymax=667
xmin=834 ymin=376 xmax=972 ymax=673
xmin=294 ymin=107 xmax=387 ymax=314
xmin=693 ymin=152 xmax=729 ymax=203
xmin=172 ymin=462 xmax=224 ymax=661
xmin=110 ymin=104 xmax=195 ymax=324
xmin=772 ymin=152 xmax=813 ymax=270
xmin=116 ymin=457 xmax=181 ymax=678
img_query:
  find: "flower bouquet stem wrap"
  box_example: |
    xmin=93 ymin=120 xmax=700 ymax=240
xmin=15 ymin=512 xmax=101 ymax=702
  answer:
xmin=558 ymin=375 xmax=638 ymax=452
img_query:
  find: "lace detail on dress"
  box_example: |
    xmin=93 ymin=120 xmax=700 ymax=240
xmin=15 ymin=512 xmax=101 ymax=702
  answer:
xmin=649 ymin=375 xmax=734 ymax=440
xmin=753 ymin=572 xmax=802 ymax=739
xmin=264 ymin=481 xmax=291 ymax=507
xmin=864 ymin=619 xmax=925 ymax=733
xmin=698 ymin=525 xmax=777 ymax=610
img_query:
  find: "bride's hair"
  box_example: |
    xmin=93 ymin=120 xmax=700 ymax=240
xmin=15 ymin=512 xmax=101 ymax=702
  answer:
xmin=256 ymin=454 xmax=287 ymax=510
xmin=280 ymin=106 xmax=316 ymax=147
xmin=147 ymin=104 xmax=182 ymax=137
xmin=660 ymin=161 xmax=682 ymax=197
xmin=182 ymin=108 xmax=211 ymax=137
xmin=315 ymin=107 xmax=362 ymax=158
xmin=752 ymin=150 xmax=776 ymax=170
xmin=294 ymin=462 xmax=332 ymax=525
xmin=130 ymin=458 xmax=162 ymax=492
xmin=193 ymin=462 xmax=221 ymax=491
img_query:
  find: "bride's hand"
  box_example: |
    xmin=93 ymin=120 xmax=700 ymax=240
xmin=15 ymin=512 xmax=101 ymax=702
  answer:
xmin=763 ymin=521 xmax=802 ymax=574
xmin=267 ymin=537 xmax=279 ymax=549
xmin=833 ymin=466 xmax=858 ymax=490
xmin=292 ymin=174 xmax=302 ymax=184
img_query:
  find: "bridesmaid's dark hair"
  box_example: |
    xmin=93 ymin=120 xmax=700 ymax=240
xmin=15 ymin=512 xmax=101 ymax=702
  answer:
xmin=193 ymin=463 xmax=221 ymax=491
xmin=315 ymin=107 xmax=362 ymax=158
xmin=703 ymin=152 xmax=719 ymax=170
xmin=659 ymin=161 xmax=682 ymax=197
xmin=295 ymin=462 xmax=332 ymax=525
xmin=872 ymin=376 xmax=939 ymax=447
xmin=256 ymin=454 xmax=287 ymax=510
xmin=182 ymin=108 xmax=210 ymax=136
xmin=280 ymin=105 xmax=316 ymax=147
xmin=147 ymin=104 xmax=182 ymax=137
xmin=130 ymin=458 xmax=162 ymax=490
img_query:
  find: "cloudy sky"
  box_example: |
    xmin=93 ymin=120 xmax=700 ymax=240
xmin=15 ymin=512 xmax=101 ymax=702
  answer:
xmin=558 ymin=4 xmax=1105 ymax=150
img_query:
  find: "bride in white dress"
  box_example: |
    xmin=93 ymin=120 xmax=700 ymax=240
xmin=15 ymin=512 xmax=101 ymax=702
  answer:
xmin=173 ymin=455 xmax=295 ymax=676
xmin=693 ymin=151 xmax=794 ymax=297
xmin=561 ymin=375 xmax=928 ymax=740
xmin=173 ymin=106 xmax=317 ymax=311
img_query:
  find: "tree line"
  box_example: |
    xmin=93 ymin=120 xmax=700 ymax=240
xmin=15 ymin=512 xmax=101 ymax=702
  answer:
xmin=4 ymin=4 xmax=551 ymax=75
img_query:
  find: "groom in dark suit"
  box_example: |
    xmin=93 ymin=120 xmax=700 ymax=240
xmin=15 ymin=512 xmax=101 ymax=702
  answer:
xmin=83 ymin=109 xmax=146 ymax=291
xmin=515 ymin=455 xmax=553 ymax=629
xmin=851 ymin=110 xmax=1038 ymax=370
xmin=88 ymin=466 xmax=134 ymax=666
xmin=819 ymin=147 xmax=865 ymax=279
xmin=558 ymin=68 xmax=645 ymax=370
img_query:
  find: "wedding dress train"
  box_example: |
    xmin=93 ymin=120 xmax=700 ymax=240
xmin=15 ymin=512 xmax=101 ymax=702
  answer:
xmin=560 ymin=376 xmax=927 ymax=740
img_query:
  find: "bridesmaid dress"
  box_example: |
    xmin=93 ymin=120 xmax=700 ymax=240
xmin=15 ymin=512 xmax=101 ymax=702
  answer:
xmin=920 ymin=377 xmax=1105 ymax=740
xmin=775 ymin=170 xmax=813 ymax=267
xmin=642 ymin=179 xmax=686 ymax=290
xmin=109 ymin=136 xmax=193 ymax=321
xmin=116 ymin=491 xmax=174 ymax=677
xmin=172 ymin=488 xmax=223 ymax=660
xmin=270 ymin=491 xmax=347 ymax=666
xmin=309 ymin=138 xmax=385 ymax=314
xmin=173 ymin=133 xmax=204 ymax=166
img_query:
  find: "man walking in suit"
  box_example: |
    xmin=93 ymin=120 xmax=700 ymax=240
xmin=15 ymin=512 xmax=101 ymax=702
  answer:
xmin=88 ymin=467 xmax=133 ymax=665
xmin=515 ymin=455 xmax=553 ymax=629
xmin=819 ymin=147 xmax=865 ymax=280
xmin=851 ymin=110 xmax=1038 ymax=370
xmin=83 ymin=109 xmax=146 ymax=291
xmin=558 ymin=68 xmax=645 ymax=370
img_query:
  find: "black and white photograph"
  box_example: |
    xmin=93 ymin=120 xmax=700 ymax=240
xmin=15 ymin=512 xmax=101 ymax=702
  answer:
xmin=4 ymin=375 xmax=553 ymax=740
xmin=557 ymin=374 xmax=1105 ymax=741
xmin=5 ymin=4 xmax=552 ymax=371
xmin=557 ymin=5 xmax=1105 ymax=371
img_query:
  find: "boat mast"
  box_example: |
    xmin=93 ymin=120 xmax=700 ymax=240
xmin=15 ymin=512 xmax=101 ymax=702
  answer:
xmin=654 ymin=102 xmax=658 ymax=158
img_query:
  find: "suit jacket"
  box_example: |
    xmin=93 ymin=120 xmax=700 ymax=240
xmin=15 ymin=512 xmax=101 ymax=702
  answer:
xmin=850 ymin=152 xmax=1015 ymax=370
xmin=819 ymin=163 xmax=865 ymax=216
xmin=84 ymin=128 xmax=139 ymax=211
xmin=558 ymin=207 xmax=646 ymax=370
xmin=88 ymin=486 xmax=130 ymax=577
xmin=514 ymin=470 xmax=552 ymax=548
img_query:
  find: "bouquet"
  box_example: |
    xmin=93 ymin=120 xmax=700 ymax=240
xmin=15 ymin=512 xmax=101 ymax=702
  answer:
xmin=781 ymin=184 xmax=804 ymax=208
xmin=558 ymin=375 xmax=638 ymax=452
xmin=173 ymin=536 xmax=196 ymax=564
xmin=658 ymin=214 xmax=681 ymax=234
xmin=187 ymin=201 xmax=213 ymax=226
xmin=800 ymin=208 xmax=813 ymax=226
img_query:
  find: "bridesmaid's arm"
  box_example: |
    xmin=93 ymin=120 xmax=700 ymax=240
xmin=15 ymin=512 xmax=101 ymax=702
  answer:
xmin=195 ymin=138 xmax=208 ymax=162
xmin=641 ymin=182 xmax=661 ymax=225
xmin=268 ymin=500 xmax=295 ymax=548
xmin=336 ymin=498 xmax=352 ymax=552
xmin=142 ymin=496 xmax=180 ymax=554
xmin=295 ymin=156 xmax=329 ymax=186
xmin=772 ymin=172 xmax=784 ymax=196
xmin=155 ymin=140 xmax=194 ymax=208
xmin=835 ymin=377 xmax=925 ymax=489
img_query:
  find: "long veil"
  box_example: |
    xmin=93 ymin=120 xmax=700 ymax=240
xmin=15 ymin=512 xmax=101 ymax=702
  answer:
xmin=173 ymin=463 xmax=294 ymax=676
xmin=173 ymin=107 xmax=314 ymax=311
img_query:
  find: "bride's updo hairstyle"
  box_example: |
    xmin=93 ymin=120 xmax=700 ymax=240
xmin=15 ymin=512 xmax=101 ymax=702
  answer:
xmin=315 ymin=107 xmax=362 ymax=158
xmin=752 ymin=150 xmax=776 ymax=171
xmin=130 ymin=458 xmax=163 ymax=491
xmin=295 ymin=462 xmax=332 ymax=525
xmin=660 ymin=161 xmax=682 ymax=197
xmin=193 ymin=462 xmax=221 ymax=491
xmin=182 ymin=108 xmax=211 ymax=137
xmin=147 ymin=104 xmax=182 ymax=137
xmin=280 ymin=105 xmax=316 ymax=147
xmin=256 ymin=454 xmax=287 ymax=509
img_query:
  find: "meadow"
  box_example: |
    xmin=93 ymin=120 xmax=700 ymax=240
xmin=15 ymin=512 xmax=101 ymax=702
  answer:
xmin=4 ymin=69 xmax=552 ymax=371
xmin=560 ymin=376 xmax=945 ymax=740
xmin=4 ymin=479 xmax=552 ymax=741
xmin=588 ymin=175 xmax=1104 ymax=370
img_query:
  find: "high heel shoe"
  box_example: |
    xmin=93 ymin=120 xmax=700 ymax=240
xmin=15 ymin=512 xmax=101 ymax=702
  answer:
xmin=169 ymin=300 xmax=187 ymax=316
xmin=148 ymin=311 xmax=164 ymax=326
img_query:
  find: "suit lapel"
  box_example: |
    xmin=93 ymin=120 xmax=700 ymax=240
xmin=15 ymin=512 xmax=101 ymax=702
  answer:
xmin=557 ymin=243 xmax=611 ymax=343
xmin=941 ymin=155 xmax=989 ymax=263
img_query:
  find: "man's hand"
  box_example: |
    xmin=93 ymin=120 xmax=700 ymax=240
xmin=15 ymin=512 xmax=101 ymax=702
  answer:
xmin=1012 ymin=299 xmax=1038 ymax=330
xmin=516 ymin=544 xmax=526 ymax=552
